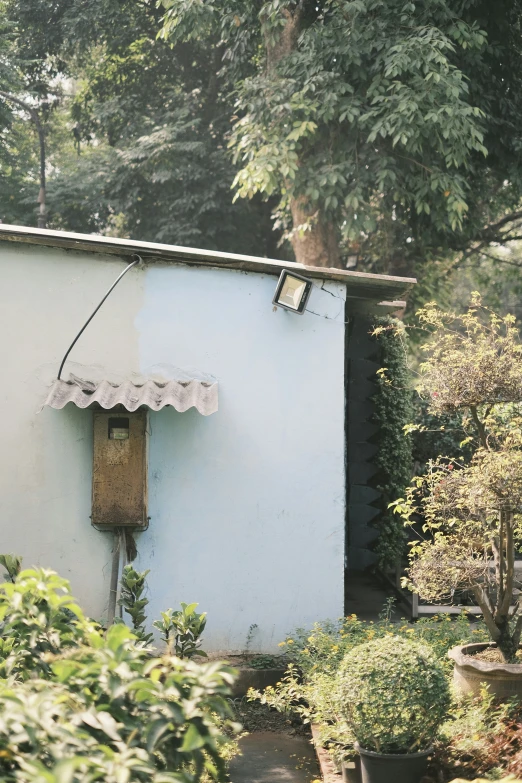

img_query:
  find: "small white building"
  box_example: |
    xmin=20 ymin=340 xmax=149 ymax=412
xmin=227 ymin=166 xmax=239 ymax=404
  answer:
xmin=0 ymin=224 xmax=414 ymax=651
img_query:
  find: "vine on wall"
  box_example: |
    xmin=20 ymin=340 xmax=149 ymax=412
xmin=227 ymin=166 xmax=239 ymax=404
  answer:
xmin=372 ymin=317 xmax=413 ymax=570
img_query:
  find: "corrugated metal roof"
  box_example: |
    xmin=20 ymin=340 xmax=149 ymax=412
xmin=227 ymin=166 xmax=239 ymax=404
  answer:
xmin=41 ymin=375 xmax=218 ymax=415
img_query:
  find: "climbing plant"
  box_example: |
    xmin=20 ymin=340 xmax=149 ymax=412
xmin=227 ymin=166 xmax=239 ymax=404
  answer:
xmin=372 ymin=317 xmax=413 ymax=569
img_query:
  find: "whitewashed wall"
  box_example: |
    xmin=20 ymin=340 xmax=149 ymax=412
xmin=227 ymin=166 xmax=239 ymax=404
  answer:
xmin=0 ymin=240 xmax=346 ymax=651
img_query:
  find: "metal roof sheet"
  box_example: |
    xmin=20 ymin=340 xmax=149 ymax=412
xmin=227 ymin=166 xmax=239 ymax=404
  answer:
xmin=0 ymin=223 xmax=415 ymax=304
xmin=41 ymin=375 xmax=218 ymax=415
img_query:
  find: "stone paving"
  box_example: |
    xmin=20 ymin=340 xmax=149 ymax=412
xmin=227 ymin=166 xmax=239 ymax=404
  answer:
xmin=229 ymin=731 xmax=320 ymax=783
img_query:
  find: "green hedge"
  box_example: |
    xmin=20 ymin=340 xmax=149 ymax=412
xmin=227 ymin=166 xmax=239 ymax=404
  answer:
xmin=372 ymin=317 xmax=413 ymax=569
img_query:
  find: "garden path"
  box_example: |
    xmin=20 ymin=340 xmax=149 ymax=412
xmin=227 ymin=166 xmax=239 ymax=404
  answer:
xmin=229 ymin=731 xmax=319 ymax=783
xmin=345 ymin=569 xmax=404 ymax=620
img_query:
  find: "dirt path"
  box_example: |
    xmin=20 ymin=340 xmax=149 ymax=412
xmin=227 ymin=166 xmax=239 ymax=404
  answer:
xmin=229 ymin=731 xmax=320 ymax=783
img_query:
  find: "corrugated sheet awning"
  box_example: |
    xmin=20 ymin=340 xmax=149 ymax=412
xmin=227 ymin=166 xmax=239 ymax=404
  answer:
xmin=41 ymin=374 xmax=218 ymax=415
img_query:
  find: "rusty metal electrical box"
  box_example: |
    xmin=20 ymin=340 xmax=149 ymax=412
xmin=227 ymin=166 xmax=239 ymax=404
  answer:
xmin=92 ymin=410 xmax=148 ymax=529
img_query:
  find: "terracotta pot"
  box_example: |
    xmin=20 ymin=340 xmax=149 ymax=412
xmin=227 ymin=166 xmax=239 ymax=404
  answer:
xmin=449 ymin=643 xmax=522 ymax=701
xmin=354 ymin=742 xmax=432 ymax=783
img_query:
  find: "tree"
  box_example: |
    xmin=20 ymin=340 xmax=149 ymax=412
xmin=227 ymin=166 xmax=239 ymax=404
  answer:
xmin=395 ymin=296 xmax=522 ymax=662
xmin=0 ymin=0 xmax=278 ymax=254
xmin=161 ymin=0 xmax=522 ymax=273
xmin=0 ymin=4 xmax=45 ymax=226
xmin=4 ymin=0 xmax=522 ymax=279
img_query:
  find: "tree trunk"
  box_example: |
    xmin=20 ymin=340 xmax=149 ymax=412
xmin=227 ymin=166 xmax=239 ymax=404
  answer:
xmin=290 ymin=196 xmax=340 ymax=268
xmin=497 ymin=617 xmax=519 ymax=663
xmin=264 ymin=5 xmax=342 ymax=269
xmin=265 ymin=7 xmax=301 ymax=76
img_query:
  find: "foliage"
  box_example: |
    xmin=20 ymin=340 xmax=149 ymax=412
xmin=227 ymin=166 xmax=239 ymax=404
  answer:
xmin=154 ymin=603 xmax=207 ymax=658
xmin=0 ymin=566 xmax=238 ymax=783
xmin=248 ymin=654 xmax=282 ymax=670
xmin=278 ymin=609 xmax=486 ymax=677
xmin=0 ymin=568 xmax=95 ymax=680
xmin=372 ymin=317 xmax=413 ymax=568
xmin=416 ymin=298 xmax=522 ymax=413
xmin=2 ymin=1 xmax=522 ymax=284
xmin=0 ymin=554 xmax=22 ymax=583
xmin=243 ymin=623 xmax=258 ymax=655
xmin=118 ymin=564 xmax=154 ymax=645
xmin=394 ymin=296 xmax=522 ymax=661
xmin=251 ymin=609 xmax=486 ymax=765
xmin=411 ymin=398 xmax=474 ymax=476
xmin=161 ymin=0 xmax=522 ymax=273
xmin=432 ymin=688 xmax=522 ymax=781
xmin=0 ymin=0 xmax=278 ymax=255
xmin=336 ymin=636 xmax=450 ymax=754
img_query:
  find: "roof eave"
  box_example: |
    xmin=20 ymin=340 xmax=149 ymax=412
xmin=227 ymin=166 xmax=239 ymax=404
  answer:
xmin=0 ymin=223 xmax=416 ymax=302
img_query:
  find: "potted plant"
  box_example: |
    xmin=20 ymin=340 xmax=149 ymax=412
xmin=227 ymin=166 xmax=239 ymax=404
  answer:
xmin=395 ymin=297 xmax=522 ymax=697
xmin=336 ymin=635 xmax=450 ymax=783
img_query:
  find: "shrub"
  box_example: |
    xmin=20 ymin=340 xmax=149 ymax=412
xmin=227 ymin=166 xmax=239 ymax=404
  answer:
xmin=336 ymin=636 xmax=451 ymax=754
xmin=251 ymin=610 xmax=485 ymax=766
xmin=279 ymin=610 xmax=487 ymax=677
xmin=153 ymin=602 xmax=207 ymax=658
xmin=0 ymin=568 xmax=237 ymax=783
xmin=395 ymin=296 xmax=522 ymax=661
xmin=433 ymin=688 xmax=519 ymax=781
xmin=0 ymin=568 xmax=95 ymax=679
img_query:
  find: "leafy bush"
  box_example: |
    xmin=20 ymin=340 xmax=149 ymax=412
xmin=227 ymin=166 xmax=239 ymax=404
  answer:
xmin=251 ymin=609 xmax=486 ymax=766
xmin=396 ymin=297 xmax=522 ymax=661
xmin=0 ymin=568 xmax=238 ymax=783
xmin=434 ymin=688 xmax=514 ymax=781
xmin=429 ymin=687 xmax=522 ymax=781
xmin=450 ymin=780 xmax=522 ymax=783
xmin=279 ymin=610 xmax=487 ymax=677
xmin=0 ymin=554 xmax=21 ymax=583
xmin=336 ymin=636 xmax=450 ymax=754
xmin=0 ymin=568 xmax=95 ymax=679
xmin=153 ymin=602 xmax=207 ymax=658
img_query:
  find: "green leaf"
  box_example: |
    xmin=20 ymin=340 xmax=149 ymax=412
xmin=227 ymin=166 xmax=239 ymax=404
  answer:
xmin=181 ymin=723 xmax=206 ymax=752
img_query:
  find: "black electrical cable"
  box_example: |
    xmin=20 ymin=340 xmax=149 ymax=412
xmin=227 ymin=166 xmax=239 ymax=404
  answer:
xmin=57 ymin=254 xmax=143 ymax=380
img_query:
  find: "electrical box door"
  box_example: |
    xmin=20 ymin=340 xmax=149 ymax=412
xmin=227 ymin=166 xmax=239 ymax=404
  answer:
xmin=92 ymin=410 xmax=148 ymax=529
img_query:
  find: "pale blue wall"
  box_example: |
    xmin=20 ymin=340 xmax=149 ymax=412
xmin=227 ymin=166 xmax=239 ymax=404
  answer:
xmin=0 ymin=242 xmax=346 ymax=653
xmin=134 ymin=266 xmax=346 ymax=651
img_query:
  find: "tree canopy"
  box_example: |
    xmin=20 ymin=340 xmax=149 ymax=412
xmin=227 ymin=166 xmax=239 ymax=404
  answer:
xmin=0 ymin=0 xmax=278 ymax=255
xmin=161 ymin=0 xmax=522 ymax=275
xmin=2 ymin=0 xmax=522 ymax=285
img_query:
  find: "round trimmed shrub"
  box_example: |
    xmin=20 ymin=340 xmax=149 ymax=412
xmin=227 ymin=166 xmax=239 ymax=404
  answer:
xmin=336 ymin=636 xmax=450 ymax=754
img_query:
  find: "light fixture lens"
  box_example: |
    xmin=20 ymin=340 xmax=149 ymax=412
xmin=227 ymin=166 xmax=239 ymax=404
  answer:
xmin=279 ymin=276 xmax=307 ymax=310
xmin=273 ymin=270 xmax=313 ymax=314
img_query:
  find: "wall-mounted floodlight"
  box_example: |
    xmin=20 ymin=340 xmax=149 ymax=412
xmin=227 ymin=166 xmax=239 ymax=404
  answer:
xmin=273 ymin=269 xmax=313 ymax=314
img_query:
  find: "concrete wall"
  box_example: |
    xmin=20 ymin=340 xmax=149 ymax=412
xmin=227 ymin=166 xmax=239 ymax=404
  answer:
xmin=0 ymin=240 xmax=346 ymax=651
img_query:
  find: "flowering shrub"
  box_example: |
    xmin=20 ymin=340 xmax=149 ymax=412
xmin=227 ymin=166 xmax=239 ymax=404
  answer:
xmin=336 ymin=636 xmax=450 ymax=754
xmin=250 ymin=609 xmax=486 ymax=766
xmin=278 ymin=610 xmax=487 ymax=676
